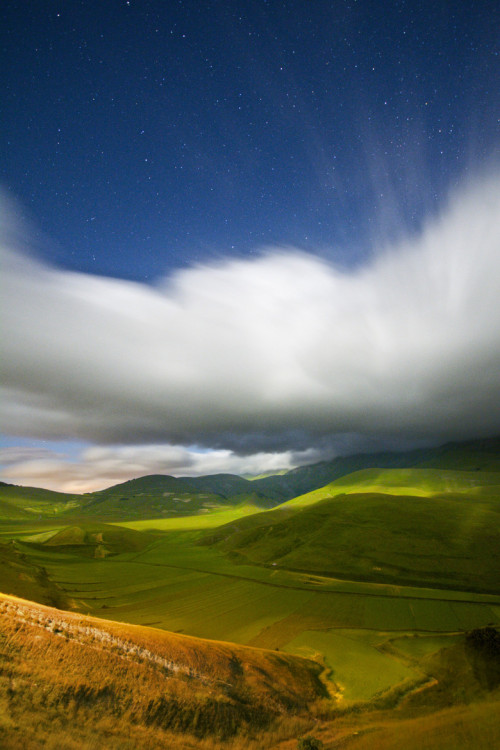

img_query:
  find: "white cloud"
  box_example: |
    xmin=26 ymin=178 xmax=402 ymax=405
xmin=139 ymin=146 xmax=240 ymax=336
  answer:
xmin=1 ymin=172 xmax=500 ymax=460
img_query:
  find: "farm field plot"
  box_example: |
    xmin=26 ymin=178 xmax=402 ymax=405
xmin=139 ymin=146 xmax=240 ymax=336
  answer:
xmin=43 ymin=553 xmax=313 ymax=643
xmin=113 ymin=529 xmax=500 ymax=604
xmin=0 ymin=523 xmax=67 ymax=539
xmin=118 ymin=503 xmax=260 ymax=530
xmin=12 ymin=527 xmax=500 ymax=632
xmin=284 ymin=628 xmax=421 ymax=701
xmin=387 ymin=633 xmax=462 ymax=660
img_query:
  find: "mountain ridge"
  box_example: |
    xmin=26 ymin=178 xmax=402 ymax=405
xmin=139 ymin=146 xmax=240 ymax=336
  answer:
xmin=2 ymin=435 xmax=500 ymax=521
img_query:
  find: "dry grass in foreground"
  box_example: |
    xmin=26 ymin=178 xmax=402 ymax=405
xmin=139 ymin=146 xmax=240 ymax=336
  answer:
xmin=0 ymin=592 xmax=328 ymax=749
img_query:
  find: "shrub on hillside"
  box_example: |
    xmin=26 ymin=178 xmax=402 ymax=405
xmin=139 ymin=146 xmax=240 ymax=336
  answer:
xmin=298 ymin=736 xmax=323 ymax=749
xmin=465 ymin=626 xmax=500 ymax=690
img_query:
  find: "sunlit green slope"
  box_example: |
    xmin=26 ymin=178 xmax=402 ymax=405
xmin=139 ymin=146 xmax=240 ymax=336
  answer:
xmin=206 ymin=487 xmax=500 ymax=593
xmin=280 ymin=467 xmax=500 ymax=509
xmin=250 ymin=436 xmax=500 ymax=502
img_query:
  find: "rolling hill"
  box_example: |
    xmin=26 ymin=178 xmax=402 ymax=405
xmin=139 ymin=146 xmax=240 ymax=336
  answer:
xmin=0 ymin=592 xmax=326 ymax=749
xmin=0 ymin=475 xmax=270 ymax=522
xmin=77 ymin=472 xmax=274 ymax=520
xmin=0 ymin=482 xmax=81 ymax=521
xmin=278 ymin=466 xmax=500 ymax=509
xmin=204 ymin=467 xmax=500 ymax=593
xmin=21 ymin=522 xmax=153 ymax=558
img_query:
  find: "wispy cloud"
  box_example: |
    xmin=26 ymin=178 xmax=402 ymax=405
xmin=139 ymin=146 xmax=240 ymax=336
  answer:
xmin=2 ymin=172 xmax=500 ymax=465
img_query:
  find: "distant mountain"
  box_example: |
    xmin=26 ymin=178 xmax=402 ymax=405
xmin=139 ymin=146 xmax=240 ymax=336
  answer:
xmin=91 ymin=471 xmax=258 ymax=499
xmin=78 ymin=472 xmax=274 ymax=520
xmin=1 ymin=435 xmax=499 ymax=522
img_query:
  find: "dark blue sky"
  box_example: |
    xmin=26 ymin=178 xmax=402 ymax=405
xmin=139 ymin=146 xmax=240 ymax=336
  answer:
xmin=2 ymin=0 xmax=498 ymax=281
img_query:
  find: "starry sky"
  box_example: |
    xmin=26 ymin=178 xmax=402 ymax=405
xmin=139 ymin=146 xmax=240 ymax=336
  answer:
xmin=1 ymin=0 xmax=499 ymax=491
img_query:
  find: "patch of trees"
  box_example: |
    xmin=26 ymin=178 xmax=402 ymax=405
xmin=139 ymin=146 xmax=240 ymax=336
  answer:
xmin=465 ymin=626 xmax=500 ymax=690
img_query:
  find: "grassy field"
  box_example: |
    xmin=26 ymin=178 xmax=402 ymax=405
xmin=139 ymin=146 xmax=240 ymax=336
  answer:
xmin=284 ymin=628 xmax=420 ymax=701
xmin=117 ymin=503 xmax=261 ymax=530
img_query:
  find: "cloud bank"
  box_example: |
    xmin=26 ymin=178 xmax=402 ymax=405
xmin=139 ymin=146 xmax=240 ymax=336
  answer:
xmin=2 ymin=173 xmax=500 ymax=472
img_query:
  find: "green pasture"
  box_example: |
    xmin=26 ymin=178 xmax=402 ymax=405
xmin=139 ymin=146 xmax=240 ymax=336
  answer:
xmin=387 ymin=633 xmax=462 ymax=660
xmin=43 ymin=551 xmax=499 ymax=644
xmin=19 ymin=528 xmax=62 ymax=544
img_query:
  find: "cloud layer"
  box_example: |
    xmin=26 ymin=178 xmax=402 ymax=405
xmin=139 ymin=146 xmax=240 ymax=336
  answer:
xmin=2 ymin=173 xmax=500 ymax=465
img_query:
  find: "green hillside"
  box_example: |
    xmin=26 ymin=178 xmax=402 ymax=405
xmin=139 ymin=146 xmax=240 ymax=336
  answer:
xmin=280 ymin=467 xmax=500 ymax=509
xmin=79 ymin=488 xmax=239 ymax=520
xmin=85 ymin=472 xmax=284 ymax=521
xmin=0 ymin=475 xmax=274 ymax=522
xmin=206 ymin=488 xmax=500 ymax=593
xmin=80 ymin=490 xmax=269 ymax=522
xmin=0 ymin=482 xmax=81 ymax=520
xmin=20 ymin=522 xmax=153 ymax=557
xmin=416 ymin=437 xmax=500 ymax=471
xmin=90 ymin=472 xmax=258 ymax=499
xmin=0 ymin=537 xmax=67 ymax=607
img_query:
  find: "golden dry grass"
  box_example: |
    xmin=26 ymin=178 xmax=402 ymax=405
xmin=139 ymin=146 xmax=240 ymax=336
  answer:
xmin=0 ymin=592 xmax=326 ymax=748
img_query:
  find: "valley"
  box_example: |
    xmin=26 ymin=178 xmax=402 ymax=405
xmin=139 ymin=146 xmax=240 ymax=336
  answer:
xmin=1 ymin=437 xmax=499 ymax=748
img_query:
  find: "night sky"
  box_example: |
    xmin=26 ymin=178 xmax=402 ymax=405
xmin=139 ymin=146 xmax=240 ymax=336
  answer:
xmin=1 ymin=1 xmax=499 ymax=491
